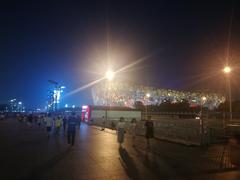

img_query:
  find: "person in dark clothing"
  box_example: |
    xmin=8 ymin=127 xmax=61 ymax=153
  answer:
xmin=77 ymin=115 xmax=81 ymax=128
xmin=145 ymin=116 xmax=154 ymax=149
xmin=63 ymin=116 xmax=67 ymax=132
xmin=34 ymin=115 xmax=38 ymax=124
xmin=28 ymin=114 xmax=33 ymax=127
xmin=67 ymin=112 xmax=77 ymax=146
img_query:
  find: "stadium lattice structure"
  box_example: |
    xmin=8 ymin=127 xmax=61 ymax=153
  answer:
xmin=92 ymin=81 xmax=225 ymax=109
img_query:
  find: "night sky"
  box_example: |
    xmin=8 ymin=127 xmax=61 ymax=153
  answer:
xmin=1 ymin=0 xmax=240 ymax=109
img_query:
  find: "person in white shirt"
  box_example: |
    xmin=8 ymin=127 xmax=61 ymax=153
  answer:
xmin=117 ymin=117 xmax=125 ymax=148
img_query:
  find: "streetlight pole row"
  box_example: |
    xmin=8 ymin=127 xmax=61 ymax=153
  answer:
xmin=104 ymin=70 xmax=115 ymax=129
xmin=223 ymin=66 xmax=232 ymax=122
xmin=146 ymin=93 xmax=150 ymax=120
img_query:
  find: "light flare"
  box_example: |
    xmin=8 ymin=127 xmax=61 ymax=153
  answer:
xmin=65 ymin=77 xmax=105 ymax=97
xmin=64 ymin=50 xmax=159 ymax=97
xmin=223 ymin=66 xmax=231 ymax=74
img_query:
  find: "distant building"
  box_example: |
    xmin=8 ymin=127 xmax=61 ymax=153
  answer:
xmin=0 ymin=104 xmax=10 ymax=113
xmin=1 ymin=99 xmax=26 ymax=113
xmin=47 ymin=86 xmax=65 ymax=112
xmin=9 ymin=99 xmax=17 ymax=112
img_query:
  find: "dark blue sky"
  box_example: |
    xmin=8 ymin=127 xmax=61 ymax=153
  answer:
xmin=0 ymin=1 xmax=240 ymax=108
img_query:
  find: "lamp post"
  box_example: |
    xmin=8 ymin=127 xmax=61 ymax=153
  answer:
xmin=200 ymin=96 xmax=207 ymax=117
xmin=223 ymin=66 xmax=232 ymax=122
xmin=146 ymin=93 xmax=151 ymax=120
xmin=105 ymin=70 xmax=115 ymax=129
xmin=200 ymin=96 xmax=206 ymax=145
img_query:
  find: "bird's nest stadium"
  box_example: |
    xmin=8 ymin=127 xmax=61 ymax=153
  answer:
xmin=91 ymin=81 xmax=225 ymax=109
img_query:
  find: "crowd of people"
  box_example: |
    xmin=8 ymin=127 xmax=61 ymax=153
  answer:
xmin=16 ymin=112 xmax=81 ymax=146
xmin=116 ymin=116 xmax=154 ymax=150
xmin=16 ymin=113 xmax=155 ymax=150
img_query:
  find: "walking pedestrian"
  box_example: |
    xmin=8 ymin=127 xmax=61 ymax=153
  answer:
xmin=41 ymin=115 xmax=45 ymax=126
xmin=34 ymin=115 xmax=38 ymax=124
xmin=67 ymin=112 xmax=77 ymax=146
xmin=55 ymin=116 xmax=62 ymax=135
xmin=145 ymin=116 xmax=154 ymax=150
xmin=23 ymin=115 xmax=27 ymax=123
xmin=37 ymin=115 xmax=42 ymax=127
xmin=63 ymin=116 xmax=67 ymax=132
xmin=46 ymin=113 xmax=53 ymax=139
xmin=77 ymin=115 xmax=81 ymax=128
xmin=18 ymin=114 xmax=24 ymax=123
xmin=17 ymin=114 xmax=21 ymax=122
xmin=27 ymin=114 xmax=33 ymax=127
xmin=130 ymin=118 xmax=137 ymax=147
xmin=117 ymin=117 xmax=126 ymax=148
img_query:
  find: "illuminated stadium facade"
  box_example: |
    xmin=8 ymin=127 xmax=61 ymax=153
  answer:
xmin=92 ymin=81 xmax=225 ymax=109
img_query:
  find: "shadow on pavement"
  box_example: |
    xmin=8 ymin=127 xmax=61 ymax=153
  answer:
xmin=23 ymin=147 xmax=71 ymax=180
xmin=119 ymin=147 xmax=140 ymax=180
xmin=133 ymin=146 xmax=159 ymax=175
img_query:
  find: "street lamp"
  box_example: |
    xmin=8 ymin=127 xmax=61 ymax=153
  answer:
xmin=201 ymin=96 xmax=207 ymax=115
xmin=200 ymin=96 xmax=207 ymax=145
xmin=223 ymin=66 xmax=232 ymax=122
xmin=146 ymin=93 xmax=151 ymax=98
xmin=104 ymin=70 xmax=115 ymax=130
xmin=223 ymin=66 xmax=231 ymax=74
xmin=105 ymin=70 xmax=115 ymax=81
xmin=146 ymin=93 xmax=151 ymax=120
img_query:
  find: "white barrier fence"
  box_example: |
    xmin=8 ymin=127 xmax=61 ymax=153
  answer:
xmin=89 ymin=117 xmax=203 ymax=145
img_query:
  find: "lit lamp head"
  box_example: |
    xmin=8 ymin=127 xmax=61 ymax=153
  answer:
xmin=201 ymin=96 xmax=207 ymax=101
xmin=105 ymin=70 xmax=115 ymax=81
xmin=223 ymin=66 xmax=231 ymax=74
xmin=146 ymin=93 xmax=151 ymax=98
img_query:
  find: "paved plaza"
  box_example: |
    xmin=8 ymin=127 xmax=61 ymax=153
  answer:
xmin=0 ymin=118 xmax=239 ymax=180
